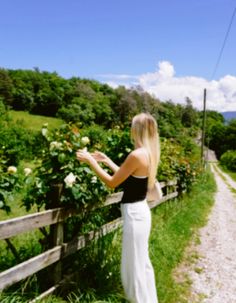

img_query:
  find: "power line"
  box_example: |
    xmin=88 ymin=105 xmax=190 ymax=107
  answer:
xmin=211 ymin=6 xmax=236 ymax=79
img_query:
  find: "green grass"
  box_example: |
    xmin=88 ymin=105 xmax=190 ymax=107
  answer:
xmin=9 ymin=110 xmax=64 ymax=132
xmin=0 ymin=170 xmax=216 ymax=303
xmin=0 ymin=190 xmax=43 ymax=274
xmin=219 ymin=164 xmax=236 ymax=182
xmin=150 ymin=168 xmax=216 ymax=303
xmin=213 ymin=164 xmax=236 ymax=194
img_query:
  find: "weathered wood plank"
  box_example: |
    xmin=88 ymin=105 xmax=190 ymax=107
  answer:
xmin=0 ymin=181 xmax=176 ymax=241
xmin=0 ymin=193 xmax=123 ymax=240
xmin=52 ymin=222 xmax=64 ymax=284
xmin=28 ymin=273 xmax=76 ymax=303
xmin=103 ymin=191 xmax=123 ymax=206
xmin=0 ymin=208 xmax=77 ymax=240
xmin=0 ymin=246 xmax=62 ymax=291
xmin=102 ymin=180 xmax=176 ymax=207
xmin=62 ymin=218 xmax=122 ymax=258
xmin=0 ymin=218 xmax=122 ymax=291
xmin=28 ymin=285 xmax=59 ymax=303
xmin=149 ymin=192 xmax=178 ymax=209
xmin=161 ymin=180 xmax=177 ymax=187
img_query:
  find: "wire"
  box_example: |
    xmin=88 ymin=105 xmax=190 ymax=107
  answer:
xmin=211 ymin=6 xmax=236 ymax=79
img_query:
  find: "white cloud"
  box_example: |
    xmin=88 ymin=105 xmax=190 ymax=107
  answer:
xmin=98 ymin=61 xmax=236 ymax=112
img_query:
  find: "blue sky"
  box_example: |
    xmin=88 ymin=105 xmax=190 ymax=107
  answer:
xmin=1 ymin=0 xmax=236 ymax=111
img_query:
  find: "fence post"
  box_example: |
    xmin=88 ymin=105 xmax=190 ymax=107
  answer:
xmin=48 ymin=183 xmax=64 ymax=285
xmin=52 ymin=221 xmax=64 ymax=284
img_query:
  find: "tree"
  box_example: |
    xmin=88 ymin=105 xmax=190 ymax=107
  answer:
xmin=181 ymin=97 xmax=198 ymax=128
xmin=225 ymin=119 xmax=236 ymax=151
xmin=112 ymin=86 xmax=138 ymax=125
xmin=0 ymin=68 xmax=13 ymax=106
xmin=208 ymin=122 xmax=227 ymax=158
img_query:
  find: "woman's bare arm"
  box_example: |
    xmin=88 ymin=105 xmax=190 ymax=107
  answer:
xmin=91 ymin=151 xmax=119 ymax=173
xmin=76 ymin=150 xmax=138 ymax=188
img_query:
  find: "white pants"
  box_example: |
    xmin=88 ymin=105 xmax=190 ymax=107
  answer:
xmin=121 ymin=200 xmax=158 ymax=303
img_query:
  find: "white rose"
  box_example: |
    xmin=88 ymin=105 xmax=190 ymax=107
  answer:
xmin=24 ymin=167 xmax=32 ymax=176
xmin=91 ymin=176 xmax=97 ymax=184
xmin=41 ymin=128 xmax=48 ymax=137
xmin=81 ymin=136 xmax=90 ymax=145
xmin=64 ymin=172 xmax=76 ymax=188
xmin=50 ymin=141 xmax=63 ymax=151
xmin=7 ymin=166 xmax=17 ymax=174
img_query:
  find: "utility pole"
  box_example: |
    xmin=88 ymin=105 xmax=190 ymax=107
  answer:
xmin=201 ymin=88 xmax=207 ymax=167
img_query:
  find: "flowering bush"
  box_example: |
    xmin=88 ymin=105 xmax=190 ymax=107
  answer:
xmin=23 ymin=124 xmax=111 ymax=211
xmin=158 ymin=138 xmax=202 ymax=193
xmin=0 ymin=156 xmax=20 ymax=213
xmin=172 ymin=159 xmax=201 ymax=193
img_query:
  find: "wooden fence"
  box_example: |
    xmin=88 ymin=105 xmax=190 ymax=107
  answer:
xmin=0 ymin=180 xmax=178 ymax=301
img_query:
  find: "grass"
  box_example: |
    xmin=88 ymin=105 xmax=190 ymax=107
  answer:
xmin=150 ymin=168 xmax=216 ymax=303
xmin=0 ymin=169 xmax=216 ymax=303
xmin=9 ymin=110 xmax=64 ymax=132
xmin=219 ymin=164 xmax=236 ymax=182
xmin=213 ymin=164 xmax=236 ymax=194
xmin=0 ymin=188 xmax=43 ymax=274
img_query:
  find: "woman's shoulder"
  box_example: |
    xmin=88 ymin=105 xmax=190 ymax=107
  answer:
xmin=129 ymin=148 xmax=147 ymax=161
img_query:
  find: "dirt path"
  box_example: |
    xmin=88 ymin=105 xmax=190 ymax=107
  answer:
xmin=178 ymin=164 xmax=236 ymax=303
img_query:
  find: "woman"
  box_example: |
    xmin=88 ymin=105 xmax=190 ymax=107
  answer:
xmin=76 ymin=112 xmax=160 ymax=303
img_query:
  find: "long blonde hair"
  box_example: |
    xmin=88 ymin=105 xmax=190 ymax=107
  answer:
xmin=131 ymin=113 xmax=160 ymax=188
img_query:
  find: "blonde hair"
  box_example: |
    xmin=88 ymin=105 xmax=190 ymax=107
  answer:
xmin=131 ymin=113 xmax=160 ymax=188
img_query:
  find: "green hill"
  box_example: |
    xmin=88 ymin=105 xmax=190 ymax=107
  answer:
xmin=9 ymin=111 xmax=64 ymax=132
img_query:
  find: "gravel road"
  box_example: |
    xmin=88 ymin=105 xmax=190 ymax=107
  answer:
xmin=186 ymin=164 xmax=236 ymax=303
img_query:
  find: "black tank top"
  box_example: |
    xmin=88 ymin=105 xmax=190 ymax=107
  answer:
xmin=121 ymin=175 xmax=148 ymax=204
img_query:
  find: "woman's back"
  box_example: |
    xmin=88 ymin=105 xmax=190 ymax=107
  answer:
xmin=130 ymin=147 xmax=149 ymax=178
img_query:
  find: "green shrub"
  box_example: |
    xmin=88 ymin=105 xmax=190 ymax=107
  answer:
xmin=0 ymin=101 xmax=45 ymax=165
xmin=220 ymin=150 xmax=236 ymax=171
xmin=0 ymin=123 xmax=41 ymax=165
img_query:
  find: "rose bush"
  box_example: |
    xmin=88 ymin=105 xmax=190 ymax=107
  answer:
xmin=158 ymin=138 xmax=202 ymax=193
xmin=23 ymin=124 xmax=111 ymax=211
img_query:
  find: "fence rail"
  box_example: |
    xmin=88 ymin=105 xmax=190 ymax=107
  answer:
xmin=0 ymin=180 xmax=178 ymax=300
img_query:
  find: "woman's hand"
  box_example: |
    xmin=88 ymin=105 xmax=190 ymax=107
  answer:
xmin=91 ymin=151 xmax=108 ymax=164
xmin=92 ymin=151 xmax=119 ymax=173
xmin=76 ymin=149 xmax=94 ymax=165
